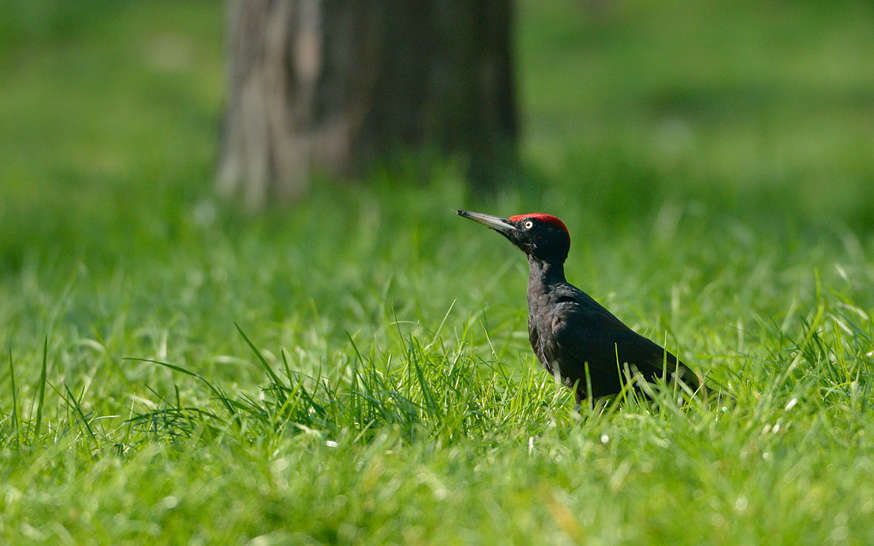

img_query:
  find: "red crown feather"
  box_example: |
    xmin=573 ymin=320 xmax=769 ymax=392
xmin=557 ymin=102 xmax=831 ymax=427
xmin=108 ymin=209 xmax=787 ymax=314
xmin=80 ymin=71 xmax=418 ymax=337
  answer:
xmin=508 ymin=213 xmax=569 ymax=238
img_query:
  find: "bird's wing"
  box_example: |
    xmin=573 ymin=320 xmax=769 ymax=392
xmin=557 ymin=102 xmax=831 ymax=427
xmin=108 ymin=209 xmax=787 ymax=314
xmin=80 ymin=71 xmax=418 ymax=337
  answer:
xmin=550 ymin=301 xmax=699 ymax=390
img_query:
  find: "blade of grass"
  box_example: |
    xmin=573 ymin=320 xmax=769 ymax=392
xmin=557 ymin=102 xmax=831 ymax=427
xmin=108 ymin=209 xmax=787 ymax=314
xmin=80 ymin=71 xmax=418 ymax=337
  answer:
xmin=123 ymin=357 xmax=237 ymax=418
xmin=346 ymin=332 xmax=364 ymax=425
xmin=9 ymin=347 xmax=21 ymax=447
xmin=34 ymin=336 xmax=48 ymax=441
xmin=234 ymin=322 xmax=285 ymax=389
xmin=63 ymin=382 xmax=97 ymax=446
xmin=408 ymin=336 xmax=442 ymax=422
xmin=425 ymin=298 xmax=455 ymax=351
xmin=280 ymin=347 xmax=295 ymax=387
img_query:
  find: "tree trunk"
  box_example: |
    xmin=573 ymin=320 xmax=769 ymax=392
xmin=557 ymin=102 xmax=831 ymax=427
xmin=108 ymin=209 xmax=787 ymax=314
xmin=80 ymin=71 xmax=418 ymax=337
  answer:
xmin=218 ymin=0 xmax=517 ymax=209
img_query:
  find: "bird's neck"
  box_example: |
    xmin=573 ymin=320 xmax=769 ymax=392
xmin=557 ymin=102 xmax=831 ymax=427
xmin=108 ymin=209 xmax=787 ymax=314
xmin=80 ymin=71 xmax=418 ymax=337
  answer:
xmin=527 ymin=256 xmax=566 ymax=287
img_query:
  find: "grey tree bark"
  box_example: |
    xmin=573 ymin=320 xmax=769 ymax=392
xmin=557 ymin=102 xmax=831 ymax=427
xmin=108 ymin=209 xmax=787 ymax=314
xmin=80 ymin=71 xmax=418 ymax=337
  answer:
xmin=217 ymin=0 xmax=517 ymax=209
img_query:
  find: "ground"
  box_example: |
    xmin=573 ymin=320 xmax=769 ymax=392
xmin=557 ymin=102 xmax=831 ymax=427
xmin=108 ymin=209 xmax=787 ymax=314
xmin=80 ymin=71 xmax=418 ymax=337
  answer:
xmin=1 ymin=0 xmax=873 ymax=543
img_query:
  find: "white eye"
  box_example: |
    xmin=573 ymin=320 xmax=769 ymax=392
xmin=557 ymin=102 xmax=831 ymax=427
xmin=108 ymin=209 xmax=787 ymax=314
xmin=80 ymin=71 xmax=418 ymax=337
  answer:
xmin=524 ymin=220 xmax=534 ymax=229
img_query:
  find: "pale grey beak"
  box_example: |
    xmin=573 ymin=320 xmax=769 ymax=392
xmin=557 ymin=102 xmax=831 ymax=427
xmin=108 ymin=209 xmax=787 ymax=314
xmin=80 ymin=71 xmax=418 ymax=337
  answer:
xmin=457 ymin=210 xmax=516 ymax=234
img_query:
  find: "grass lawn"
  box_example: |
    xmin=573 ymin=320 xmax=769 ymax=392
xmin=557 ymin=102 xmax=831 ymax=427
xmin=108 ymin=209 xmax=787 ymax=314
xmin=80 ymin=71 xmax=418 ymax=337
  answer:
xmin=2 ymin=0 xmax=873 ymax=543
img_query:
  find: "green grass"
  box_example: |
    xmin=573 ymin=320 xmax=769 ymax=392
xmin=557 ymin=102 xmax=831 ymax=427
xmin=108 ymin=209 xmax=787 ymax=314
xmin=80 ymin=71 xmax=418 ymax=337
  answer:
xmin=2 ymin=0 xmax=874 ymax=543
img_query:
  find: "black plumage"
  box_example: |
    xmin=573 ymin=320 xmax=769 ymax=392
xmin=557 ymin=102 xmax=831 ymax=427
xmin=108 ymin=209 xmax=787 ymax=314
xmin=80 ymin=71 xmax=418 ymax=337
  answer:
xmin=458 ymin=209 xmax=704 ymax=404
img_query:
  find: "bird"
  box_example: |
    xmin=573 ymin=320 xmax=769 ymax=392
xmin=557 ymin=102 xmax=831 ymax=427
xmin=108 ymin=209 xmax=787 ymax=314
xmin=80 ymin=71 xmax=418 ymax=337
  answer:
xmin=457 ymin=209 xmax=706 ymax=405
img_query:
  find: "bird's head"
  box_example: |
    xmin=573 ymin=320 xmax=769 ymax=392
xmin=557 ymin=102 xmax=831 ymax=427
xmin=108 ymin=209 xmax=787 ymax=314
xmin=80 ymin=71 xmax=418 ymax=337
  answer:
xmin=457 ymin=210 xmax=570 ymax=263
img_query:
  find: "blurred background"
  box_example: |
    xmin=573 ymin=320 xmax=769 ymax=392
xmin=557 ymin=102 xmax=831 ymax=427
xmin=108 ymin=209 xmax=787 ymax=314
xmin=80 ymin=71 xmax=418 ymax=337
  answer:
xmin=1 ymin=0 xmax=872 ymax=355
